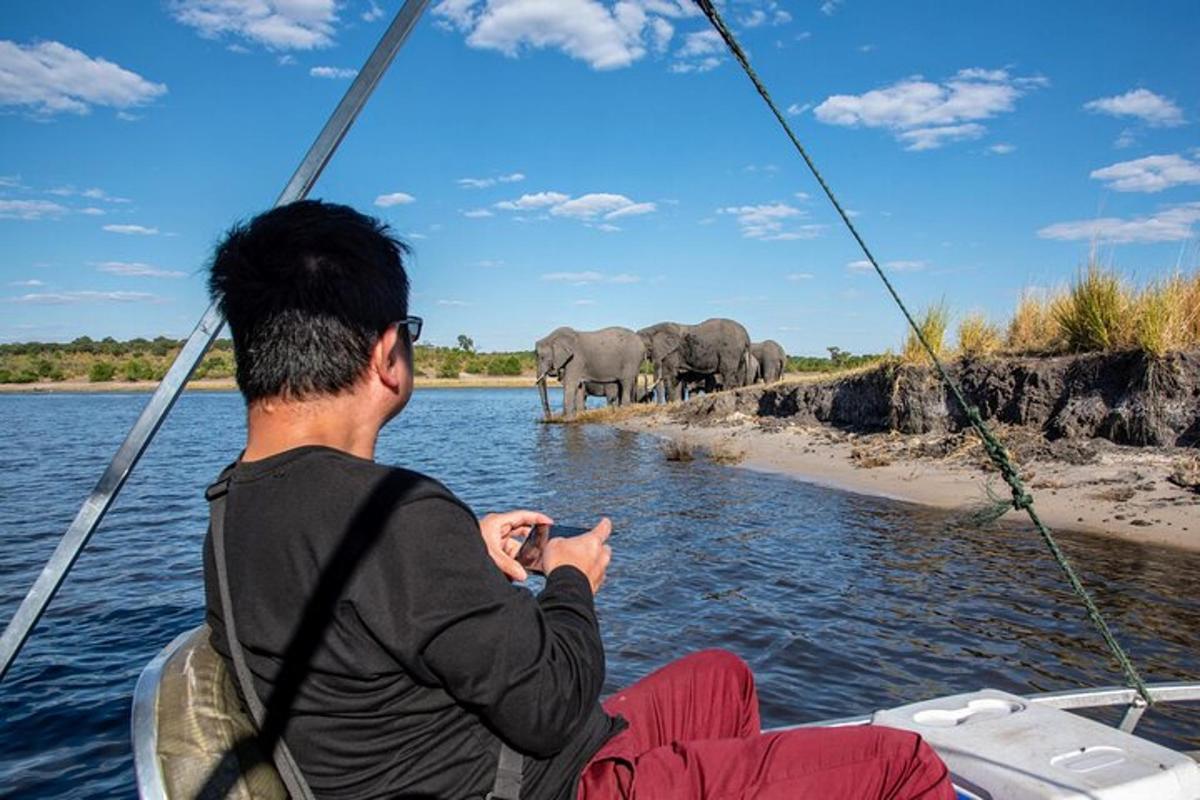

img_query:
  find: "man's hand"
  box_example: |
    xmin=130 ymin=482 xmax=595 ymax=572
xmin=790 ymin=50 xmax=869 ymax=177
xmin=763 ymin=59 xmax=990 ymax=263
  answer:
xmin=479 ymin=510 xmax=553 ymax=582
xmin=543 ymin=518 xmax=612 ymax=595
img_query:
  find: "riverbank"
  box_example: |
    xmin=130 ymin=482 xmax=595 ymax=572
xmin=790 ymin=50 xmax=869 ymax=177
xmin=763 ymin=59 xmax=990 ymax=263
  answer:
xmin=601 ymin=351 xmax=1200 ymax=552
xmin=0 ymin=375 xmax=538 ymax=393
xmin=617 ymin=414 xmax=1199 ymax=551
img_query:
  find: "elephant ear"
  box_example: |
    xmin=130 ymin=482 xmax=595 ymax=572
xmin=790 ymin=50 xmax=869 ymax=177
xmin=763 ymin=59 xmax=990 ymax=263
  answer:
xmin=654 ymin=327 xmax=683 ymax=359
xmin=552 ymin=331 xmax=577 ymax=371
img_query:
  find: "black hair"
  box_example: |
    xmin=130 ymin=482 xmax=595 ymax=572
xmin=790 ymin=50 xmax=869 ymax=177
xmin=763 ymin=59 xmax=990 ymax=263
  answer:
xmin=208 ymin=200 xmax=411 ymax=403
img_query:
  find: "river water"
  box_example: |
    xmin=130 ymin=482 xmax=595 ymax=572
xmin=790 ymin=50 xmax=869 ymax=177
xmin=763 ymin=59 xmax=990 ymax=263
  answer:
xmin=0 ymin=388 xmax=1197 ymax=798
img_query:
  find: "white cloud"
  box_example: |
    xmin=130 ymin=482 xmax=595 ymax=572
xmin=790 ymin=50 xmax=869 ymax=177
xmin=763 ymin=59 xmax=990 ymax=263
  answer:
xmin=740 ymin=10 xmax=767 ymax=27
xmin=79 ymin=207 xmax=106 ymax=215
xmin=897 ymin=123 xmax=985 ymax=151
xmin=572 ymin=299 xmax=596 ymax=305
xmin=786 ymin=102 xmax=811 ymax=116
xmin=1037 ymin=202 xmax=1200 ymax=244
xmin=4 ymin=290 xmax=160 ymax=305
xmin=310 ymin=66 xmax=357 ymax=79
xmin=1114 ymin=129 xmax=1137 ymax=149
xmin=541 ymin=271 xmax=641 ymax=285
xmin=102 ymin=223 xmax=159 ymax=235
xmin=172 ymin=0 xmax=340 ymax=50
xmin=671 ymin=28 xmax=724 ymax=73
xmin=49 ymin=185 xmax=131 ymax=203
xmin=475 ymin=259 xmax=504 ymax=268
xmin=718 ymin=203 xmax=824 ymax=240
xmin=0 ymin=199 xmax=68 ymax=220
xmin=492 ymin=190 xmax=657 ymax=226
xmin=433 ymin=0 xmax=659 ymax=71
xmin=821 ymin=0 xmax=843 ymax=15
xmin=462 ymin=208 xmax=494 ymax=218
xmin=989 ymin=143 xmax=1016 ymax=155
xmin=551 ymin=193 xmax=654 ymax=219
xmin=495 ymin=191 xmax=570 ymax=210
xmin=0 ymin=40 xmax=167 ymax=116
xmin=787 ymin=272 xmax=814 ymax=281
xmin=1089 ymin=154 xmax=1200 ymax=193
xmin=95 ymin=261 xmax=186 ymax=278
xmin=858 ymin=43 xmax=876 ymax=53
xmin=814 ymin=68 xmax=1045 ymax=151
xmin=437 ymin=299 xmax=471 ymax=306
xmin=847 ymin=259 xmax=926 ymax=273
xmin=9 ymin=279 xmax=44 ymax=287
xmin=405 ymin=231 xmax=428 ymax=239
xmin=362 ymin=0 xmax=385 ymax=22
xmin=374 ymin=191 xmax=416 ymax=207
xmin=1083 ymin=89 xmax=1184 ymax=127
xmin=457 ymin=171 xmax=525 ymax=188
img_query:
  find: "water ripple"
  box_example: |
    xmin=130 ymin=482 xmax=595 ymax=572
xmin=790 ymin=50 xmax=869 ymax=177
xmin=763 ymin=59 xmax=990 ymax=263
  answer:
xmin=1 ymin=389 xmax=1198 ymax=797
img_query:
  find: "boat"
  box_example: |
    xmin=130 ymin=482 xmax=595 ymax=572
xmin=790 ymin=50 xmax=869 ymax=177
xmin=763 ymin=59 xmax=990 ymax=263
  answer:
xmin=131 ymin=624 xmax=1200 ymax=799
xmin=2 ymin=2 xmax=1197 ymax=798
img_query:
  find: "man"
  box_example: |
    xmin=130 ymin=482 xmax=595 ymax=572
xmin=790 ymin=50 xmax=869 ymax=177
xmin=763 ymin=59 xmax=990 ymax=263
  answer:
xmin=204 ymin=200 xmax=954 ymax=799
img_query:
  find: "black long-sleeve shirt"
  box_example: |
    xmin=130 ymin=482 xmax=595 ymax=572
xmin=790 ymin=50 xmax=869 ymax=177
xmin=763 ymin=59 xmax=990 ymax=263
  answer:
xmin=203 ymin=445 xmax=622 ymax=799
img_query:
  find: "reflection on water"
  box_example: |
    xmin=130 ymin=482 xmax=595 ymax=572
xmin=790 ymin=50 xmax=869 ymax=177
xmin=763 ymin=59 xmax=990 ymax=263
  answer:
xmin=0 ymin=389 xmax=1197 ymax=798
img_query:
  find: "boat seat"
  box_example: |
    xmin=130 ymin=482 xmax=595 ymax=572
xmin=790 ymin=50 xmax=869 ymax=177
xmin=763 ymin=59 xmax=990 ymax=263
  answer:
xmin=132 ymin=624 xmax=287 ymax=800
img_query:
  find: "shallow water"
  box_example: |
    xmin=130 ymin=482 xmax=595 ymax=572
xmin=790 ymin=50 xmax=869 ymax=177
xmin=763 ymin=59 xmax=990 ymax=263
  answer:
xmin=0 ymin=388 xmax=1198 ymax=798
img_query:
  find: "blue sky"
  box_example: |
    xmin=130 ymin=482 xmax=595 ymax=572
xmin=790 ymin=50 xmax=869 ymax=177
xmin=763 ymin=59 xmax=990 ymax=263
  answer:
xmin=1 ymin=1 xmax=1197 ymax=355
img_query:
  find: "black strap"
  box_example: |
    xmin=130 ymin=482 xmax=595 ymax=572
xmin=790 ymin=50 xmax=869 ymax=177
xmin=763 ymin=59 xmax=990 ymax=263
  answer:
xmin=207 ymin=477 xmax=316 ymax=800
xmin=487 ymin=742 xmax=524 ymax=800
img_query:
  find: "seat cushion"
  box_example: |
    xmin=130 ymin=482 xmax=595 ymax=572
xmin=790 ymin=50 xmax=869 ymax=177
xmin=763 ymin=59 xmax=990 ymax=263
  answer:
xmin=156 ymin=625 xmax=288 ymax=800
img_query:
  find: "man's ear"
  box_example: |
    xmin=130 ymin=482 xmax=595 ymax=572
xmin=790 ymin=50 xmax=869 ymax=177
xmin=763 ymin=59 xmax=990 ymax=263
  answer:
xmin=373 ymin=325 xmax=407 ymax=391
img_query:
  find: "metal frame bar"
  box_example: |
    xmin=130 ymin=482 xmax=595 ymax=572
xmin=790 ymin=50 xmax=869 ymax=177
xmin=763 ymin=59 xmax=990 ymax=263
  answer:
xmin=0 ymin=0 xmax=430 ymax=683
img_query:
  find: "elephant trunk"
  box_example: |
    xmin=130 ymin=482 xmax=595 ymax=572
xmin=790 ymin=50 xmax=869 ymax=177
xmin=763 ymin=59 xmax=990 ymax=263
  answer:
xmin=537 ymin=375 xmax=552 ymax=420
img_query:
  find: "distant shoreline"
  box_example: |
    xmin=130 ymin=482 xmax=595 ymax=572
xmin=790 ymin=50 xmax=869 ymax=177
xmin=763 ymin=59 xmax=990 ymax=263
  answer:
xmin=0 ymin=376 xmax=538 ymax=394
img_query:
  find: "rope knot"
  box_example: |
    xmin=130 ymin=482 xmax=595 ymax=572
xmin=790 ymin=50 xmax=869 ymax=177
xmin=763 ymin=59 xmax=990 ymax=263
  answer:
xmin=1011 ymin=492 xmax=1033 ymax=511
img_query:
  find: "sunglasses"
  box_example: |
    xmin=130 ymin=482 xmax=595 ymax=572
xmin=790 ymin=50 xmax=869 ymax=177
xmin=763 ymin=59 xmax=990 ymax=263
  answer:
xmin=395 ymin=316 xmax=423 ymax=343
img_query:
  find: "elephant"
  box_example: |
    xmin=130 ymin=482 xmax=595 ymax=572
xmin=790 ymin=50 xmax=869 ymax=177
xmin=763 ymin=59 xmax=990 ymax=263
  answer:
xmin=745 ymin=353 xmax=761 ymax=386
xmin=535 ymin=326 xmax=646 ymax=418
xmin=637 ymin=319 xmax=752 ymax=403
xmin=750 ymin=340 xmax=787 ymax=384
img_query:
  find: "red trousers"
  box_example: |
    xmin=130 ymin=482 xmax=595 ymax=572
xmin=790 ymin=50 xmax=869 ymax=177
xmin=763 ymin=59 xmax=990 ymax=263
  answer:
xmin=577 ymin=650 xmax=955 ymax=800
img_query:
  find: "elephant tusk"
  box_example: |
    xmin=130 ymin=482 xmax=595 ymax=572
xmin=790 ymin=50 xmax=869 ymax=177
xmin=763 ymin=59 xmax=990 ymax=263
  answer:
xmin=534 ymin=370 xmax=550 ymax=385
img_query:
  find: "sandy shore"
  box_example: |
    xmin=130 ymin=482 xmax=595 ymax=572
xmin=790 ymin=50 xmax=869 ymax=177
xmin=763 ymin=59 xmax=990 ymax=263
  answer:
xmin=616 ymin=414 xmax=1200 ymax=552
xmin=0 ymin=376 xmax=538 ymax=393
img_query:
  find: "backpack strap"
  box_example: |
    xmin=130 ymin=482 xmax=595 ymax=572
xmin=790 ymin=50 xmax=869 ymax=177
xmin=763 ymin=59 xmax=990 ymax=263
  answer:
xmin=206 ymin=477 xmax=316 ymax=800
xmin=487 ymin=742 xmax=524 ymax=800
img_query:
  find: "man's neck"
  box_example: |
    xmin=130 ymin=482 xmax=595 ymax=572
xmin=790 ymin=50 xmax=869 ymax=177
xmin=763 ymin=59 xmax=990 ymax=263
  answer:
xmin=242 ymin=392 xmax=381 ymax=463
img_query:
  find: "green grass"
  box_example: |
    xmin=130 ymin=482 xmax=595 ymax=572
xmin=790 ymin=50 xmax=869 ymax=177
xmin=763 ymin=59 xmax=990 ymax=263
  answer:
xmin=1053 ymin=264 xmax=1130 ymax=352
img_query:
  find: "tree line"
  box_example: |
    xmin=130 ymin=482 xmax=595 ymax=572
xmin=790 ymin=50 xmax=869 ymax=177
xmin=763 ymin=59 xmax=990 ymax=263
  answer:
xmin=0 ymin=335 xmax=879 ymax=384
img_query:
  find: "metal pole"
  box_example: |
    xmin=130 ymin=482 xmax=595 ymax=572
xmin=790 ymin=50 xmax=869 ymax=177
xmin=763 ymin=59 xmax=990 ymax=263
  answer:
xmin=0 ymin=0 xmax=430 ymax=682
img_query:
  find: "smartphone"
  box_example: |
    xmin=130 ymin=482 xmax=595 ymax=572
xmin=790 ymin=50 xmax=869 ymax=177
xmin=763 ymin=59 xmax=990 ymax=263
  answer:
xmin=514 ymin=523 xmax=591 ymax=575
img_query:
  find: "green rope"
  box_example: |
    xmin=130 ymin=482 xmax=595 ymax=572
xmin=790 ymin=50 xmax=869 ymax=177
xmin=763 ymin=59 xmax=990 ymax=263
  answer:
xmin=693 ymin=0 xmax=1153 ymax=706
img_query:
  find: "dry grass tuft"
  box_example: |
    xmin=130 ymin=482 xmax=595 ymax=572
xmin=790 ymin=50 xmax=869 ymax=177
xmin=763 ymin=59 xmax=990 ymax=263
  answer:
xmin=1053 ymin=263 xmax=1132 ymax=352
xmin=1006 ymin=289 xmax=1062 ymax=354
xmin=662 ymin=437 xmax=696 ymax=462
xmin=901 ymin=301 xmax=950 ymax=364
xmin=544 ymin=403 xmax=661 ymax=425
xmin=705 ymin=441 xmax=746 ymax=465
xmin=956 ymin=312 xmax=1002 ymax=358
xmin=1132 ymin=275 xmax=1197 ymax=358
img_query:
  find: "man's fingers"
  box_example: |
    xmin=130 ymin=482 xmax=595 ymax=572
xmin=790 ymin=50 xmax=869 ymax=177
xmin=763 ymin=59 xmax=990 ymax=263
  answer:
xmin=490 ymin=509 xmax=554 ymax=531
xmin=496 ymin=550 xmax=528 ymax=582
xmin=590 ymin=517 xmax=612 ymax=543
